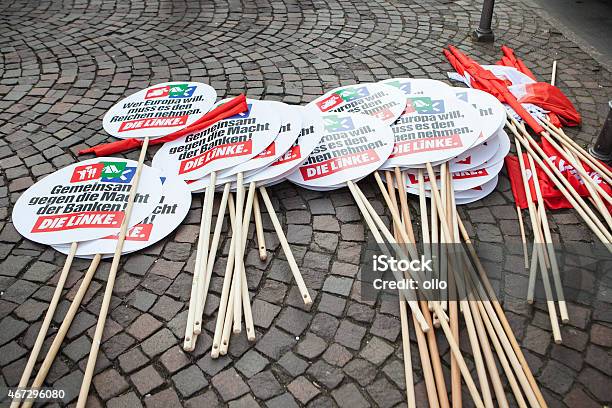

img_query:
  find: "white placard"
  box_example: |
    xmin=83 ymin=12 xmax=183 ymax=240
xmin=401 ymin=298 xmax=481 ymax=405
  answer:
xmin=306 ymin=83 xmax=406 ymax=125
xmin=451 ymin=87 xmax=506 ymax=142
xmin=406 ymin=175 xmax=499 ymax=204
xmin=448 ymin=133 xmax=499 ymax=172
xmin=152 ymin=99 xmax=281 ymax=181
xmin=286 ymin=113 xmax=394 ymax=188
xmin=470 ymin=129 xmax=511 ymax=170
xmin=381 ymin=92 xmax=482 ymax=169
xmin=12 ymin=158 xmax=163 ymax=245
xmin=216 ymin=101 xmax=302 ymax=179
xmin=405 ymin=158 xmax=504 ymax=191
xmin=53 ymin=175 xmax=191 ymax=257
xmin=103 ymin=82 xmax=216 ymax=139
xmin=381 ymin=78 xmax=456 ymax=98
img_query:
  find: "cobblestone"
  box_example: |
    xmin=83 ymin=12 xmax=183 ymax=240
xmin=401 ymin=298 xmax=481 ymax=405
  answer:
xmin=0 ymin=0 xmax=610 ymax=405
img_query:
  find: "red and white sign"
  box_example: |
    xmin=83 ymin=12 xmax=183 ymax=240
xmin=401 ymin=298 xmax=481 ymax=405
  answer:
xmin=216 ymin=101 xmax=302 ymax=179
xmin=405 ymin=158 xmax=503 ymax=191
xmin=407 ymin=175 xmax=499 ymax=204
xmin=103 ymin=82 xmax=216 ymax=139
xmin=381 ymin=78 xmax=457 ymax=99
xmin=152 ymin=98 xmax=281 ymax=182
xmin=286 ymin=112 xmax=394 ymax=188
xmin=53 ymin=175 xmax=191 ymax=257
xmin=307 ymin=83 xmax=406 ymax=126
xmin=12 ymin=158 xmax=163 ymax=245
xmin=470 ymin=129 xmax=511 ymax=170
xmin=448 ymin=133 xmax=499 ymax=172
xmin=451 ymin=87 xmax=505 ymax=142
xmin=380 ymin=89 xmax=482 ymax=169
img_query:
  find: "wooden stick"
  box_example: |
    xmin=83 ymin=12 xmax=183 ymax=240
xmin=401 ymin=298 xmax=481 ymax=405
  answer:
xmin=417 ymin=170 xmax=432 ymax=262
xmin=233 ymin=173 xmax=245 ymax=333
xmin=259 ymin=186 xmax=312 ymax=305
xmin=514 ymin=134 xmax=562 ymax=342
xmin=211 ymin=194 xmax=236 ymax=358
xmin=517 ymin=205 xmax=529 ymax=270
xmin=220 ymin=272 xmax=237 ymax=355
xmin=20 ymin=254 xmax=102 ymax=408
xmin=194 ymin=171 xmax=217 ymax=334
xmin=11 ymin=242 xmax=78 ymax=408
xmin=194 ymin=182 xmax=230 ymax=335
xmin=373 ymin=172 xmax=415 ymax=254
xmin=551 ymin=60 xmax=557 ymax=86
xmin=353 ymin=186 xmax=429 ymax=331
xmin=542 ymin=117 xmax=612 ymax=183
xmin=253 ymin=190 xmax=267 ymax=261
xmin=527 ymin=236 xmax=539 ymax=304
xmin=509 ymin=119 xmax=612 ymax=244
xmin=458 ymin=217 xmax=547 ymax=408
xmin=394 ymin=167 xmax=416 ymax=245
xmin=384 ymin=172 xmax=419 ymax=408
xmin=348 ymin=180 xmax=484 ymax=408
xmin=77 ymin=137 xmax=150 ymax=407
xmin=527 ymin=152 xmax=569 ymax=323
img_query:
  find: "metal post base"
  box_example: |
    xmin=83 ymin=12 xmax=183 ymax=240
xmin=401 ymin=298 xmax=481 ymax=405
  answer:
xmin=589 ymin=146 xmax=612 ymax=163
xmin=472 ymin=28 xmax=495 ymax=43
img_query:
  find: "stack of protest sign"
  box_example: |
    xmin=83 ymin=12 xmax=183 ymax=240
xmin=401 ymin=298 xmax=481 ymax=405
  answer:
xmin=9 ymin=74 xmax=553 ymax=408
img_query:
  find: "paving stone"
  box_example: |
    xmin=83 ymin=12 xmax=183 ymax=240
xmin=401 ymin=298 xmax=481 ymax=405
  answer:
xmin=211 ymin=367 xmax=250 ymax=402
xmin=235 ymin=349 xmax=269 ymax=378
xmin=322 ymin=275 xmax=353 ymax=297
xmin=367 ymin=377 xmax=403 ymax=408
xmin=141 ymin=328 xmax=176 ymax=357
xmin=590 ymin=323 xmax=612 ymax=347
xmin=132 ymin=365 xmax=165 ymax=395
xmin=296 ymin=332 xmax=327 ymax=359
xmin=317 ymin=294 xmax=346 ymax=316
xmin=126 ymin=313 xmax=162 ymax=340
xmin=322 ymin=343 xmax=353 ymax=367
xmin=172 ymin=365 xmax=208 ymax=398
xmin=3 ymin=279 xmax=38 ymax=303
xmin=102 ymin=332 xmax=136 ymax=360
xmin=277 ymin=351 xmax=308 ymax=377
xmin=0 ymin=316 xmax=28 ymax=346
xmin=53 ymin=370 xmax=83 ymax=404
xmin=266 ymin=393 xmax=299 ymax=408
xmin=149 ymin=259 xmax=184 ymax=280
xmin=63 ymin=335 xmax=92 ymax=362
xmin=13 ymin=298 xmax=47 ymax=321
xmin=522 ymin=325 xmax=551 ymax=355
xmin=228 ymin=394 xmax=259 ymax=408
xmin=123 ymin=255 xmax=155 ymax=276
xmin=287 ymin=375 xmax=321 ymax=404
xmin=0 ymin=341 xmax=27 ymax=366
xmin=276 ymin=306 xmax=312 ymax=335
xmin=248 ymin=370 xmax=283 ymax=400
xmin=185 ymin=390 xmax=220 ymax=408
xmin=108 ymin=392 xmax=143 ymax=408
xmin=577 ymin=367 xmax=612 ymax=402
xmin=144 ymin=388 xmax=182 ymax=408
xmin=332 ymin=383 xmax=370 ymax=408
xmin=251 ymin=299 xmax=281 ymax=328
xmin=197 ymin=353 xmax=232 ymax=376
xmin=160 ymin=345 xmax=191 ymax=374
xmin=307 ymin=360 xmax=344 ymax=388
xmin=118 ymin=347 xmax=149 ymax=373
xmin=335 ymin=320 xmax=366 ymax=350
xmin=149 ymin=295 xmax=182 ymax=321
xmin=255 ymin=327 xmax=295 ymax=359
xmin=93 ymin=368 xmax=129 ymax=400
xmin=370 ymin=313 xmax=401 ymax=341
xmin=563 ymin=386 xmax=600 ymax=408
xmin=344 ymin=358 xmax=378 ymax=386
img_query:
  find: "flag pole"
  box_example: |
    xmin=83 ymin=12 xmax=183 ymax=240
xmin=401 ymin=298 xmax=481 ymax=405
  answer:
xmin=77 ymin=136 xmax=150 ymax=407
xmin=10 ymin=242 xmax=78 ymax=408
xmin=233 ymin=173 xmax=245 ymax=333
xmin=19 ymin=254 xmax=102 ymax=408
xmin=516 ymin=205 xmax=529 ymax=270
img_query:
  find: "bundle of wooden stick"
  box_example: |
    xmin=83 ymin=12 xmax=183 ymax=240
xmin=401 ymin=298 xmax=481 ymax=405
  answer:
xmin=183 ymin=182 xmax=312 ymax=356
xmin=347 ymin=168 xmax=549 ymax=408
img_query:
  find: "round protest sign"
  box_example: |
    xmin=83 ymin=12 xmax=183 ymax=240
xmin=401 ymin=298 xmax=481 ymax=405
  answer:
xmin=244 ymin=108 xmax=325 ymax=185
xmin=52 ymin=175 xmax=191 ymax=257
xmin=306 ymin=83 xmax=406 ymax=125
xmin=405 ymin=158 xmax=503 ymax=191
xmin=152 ymin=98 xmax=281 ymax=181
xmin=448 ymin=133 xmax=499 ymax=172
xmin=451 ymin=87 xmax=505 ymax=142
xmin=380 ymin=91 xmax=482 ymax=169
xmin=381 ymin=78 xmax=456 ymax=99
xmin=454 ymin=176 xmax=498 ymax=205
xmin=406 ymin=175 xmax=498 ymax=204
xmin=471 ymin=129 xmax=511 ymax=170
xmin=217 ymin=101 xmax=302 ymax=179
xmin=286 ymin=112 xmax=394 ymax=188
xmin=12 ymin=158 xmax=163 ymax=245
xmin=103 ymin=82 xmax=217 ymax=139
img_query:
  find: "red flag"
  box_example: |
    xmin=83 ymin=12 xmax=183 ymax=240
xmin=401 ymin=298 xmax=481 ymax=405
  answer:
xmin=445 ymin=46 xmax=545 ymax=134
xmin=497 ymin=46 xmax=536 ymax=81
xmin=79 ymin=94 xmax=248 ymax=156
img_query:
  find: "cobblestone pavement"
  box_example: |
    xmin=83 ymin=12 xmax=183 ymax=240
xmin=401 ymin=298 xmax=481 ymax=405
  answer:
xmin=1 ymin=0 xmax=611 ymax=407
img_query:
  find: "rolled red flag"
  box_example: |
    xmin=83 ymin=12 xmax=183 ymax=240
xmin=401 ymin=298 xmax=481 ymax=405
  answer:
xmin=79 ymin=94 xmax=248 ymax=156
